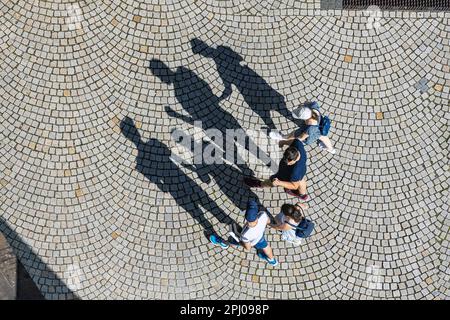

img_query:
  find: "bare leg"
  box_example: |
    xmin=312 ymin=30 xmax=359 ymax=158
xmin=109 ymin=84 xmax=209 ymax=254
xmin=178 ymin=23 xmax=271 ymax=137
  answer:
xmin=297 ymin=177 xmax=307 ymax=195
xmin=272 ymin=129 xmax=296 ymax=147
xmin=262 ymin=246 xmax=274 ymax=260
xmin=319 ymin=135 xmax=334 ymax=150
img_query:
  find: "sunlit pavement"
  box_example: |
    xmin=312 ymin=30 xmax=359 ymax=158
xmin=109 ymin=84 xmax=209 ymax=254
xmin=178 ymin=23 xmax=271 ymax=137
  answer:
xmin=0 ymin=1 xmax=448 ymax=299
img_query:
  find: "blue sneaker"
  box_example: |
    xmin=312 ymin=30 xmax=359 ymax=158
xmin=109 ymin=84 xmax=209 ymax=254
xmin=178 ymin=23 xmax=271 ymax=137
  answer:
xmin=209 ymin=235 xmax=229 ymax=249
xmin=257 ymin=251 xmax=278 ymax=266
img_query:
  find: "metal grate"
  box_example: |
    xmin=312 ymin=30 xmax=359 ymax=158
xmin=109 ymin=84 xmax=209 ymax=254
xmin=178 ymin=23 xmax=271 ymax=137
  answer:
xmin=341 ymin=0 xmax=450 ymax=10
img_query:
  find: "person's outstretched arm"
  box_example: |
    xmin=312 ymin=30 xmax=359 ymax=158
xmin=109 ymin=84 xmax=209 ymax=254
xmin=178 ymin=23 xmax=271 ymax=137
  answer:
xmin=295 ymin=133 xmax=309 ymax=141
xmin=272 ymin=178 xmax=301 ymax=191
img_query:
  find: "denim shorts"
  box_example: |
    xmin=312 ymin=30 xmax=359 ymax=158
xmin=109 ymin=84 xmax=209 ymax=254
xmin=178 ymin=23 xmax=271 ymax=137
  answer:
xmin=254 ymin=236 xmax=268 ymax=250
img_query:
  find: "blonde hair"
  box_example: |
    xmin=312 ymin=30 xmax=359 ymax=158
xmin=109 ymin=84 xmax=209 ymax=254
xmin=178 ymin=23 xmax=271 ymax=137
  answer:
xmin=310 ymin=110 xmax=320 ymax=121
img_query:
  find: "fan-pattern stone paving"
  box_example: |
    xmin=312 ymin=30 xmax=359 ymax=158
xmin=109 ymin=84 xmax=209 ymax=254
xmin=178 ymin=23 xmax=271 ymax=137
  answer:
xmin=0 ymin=0 xmax=448 ymax=299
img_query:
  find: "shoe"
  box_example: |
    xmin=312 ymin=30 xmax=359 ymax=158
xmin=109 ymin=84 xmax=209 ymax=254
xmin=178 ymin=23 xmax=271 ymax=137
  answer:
xmin=257 ymin=251 xmax=278 ymax=266
xmin=209 ymin=235 xmax=229 ymax=249
xmin=287 ymin=238 xmax=303 ymax=246
xmin=284 ymin=188 xmax=310 ymax=201
xmin=266 ymin=257 xmax=279 ymax=266
xmin=269 ymin=131 xmax=284 ymax=141
xmin=318 ymin=142 xmax=336 ymax=154
xmin=243 ymin=177 xmax=263 ymax=188
xmin=228 ymin=231 xmax=240 ymax=245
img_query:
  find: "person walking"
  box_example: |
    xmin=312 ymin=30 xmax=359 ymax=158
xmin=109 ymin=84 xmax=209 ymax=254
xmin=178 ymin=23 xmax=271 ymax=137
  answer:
xmin=210 ymin=200 xmax=279 ymax=266
xmin=270 ymin=202 xmax=308 ymax=246
xmin=243 ymin=139 xmax=309 ymax=201
xmin=270 ymin=101 xmax=336 ymax=154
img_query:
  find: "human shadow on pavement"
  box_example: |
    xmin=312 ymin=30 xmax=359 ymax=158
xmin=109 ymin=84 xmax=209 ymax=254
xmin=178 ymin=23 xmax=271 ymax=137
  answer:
xmin=149 ymin=59 xmax=272 ymax=173
xmin=190 ymin=38 xmax=300 ymax=131
xmin=0 ymin=216 xmax=77 ymax=300
xmin=176 ymin=138 xmax=264 ymax=212
xmin=120 ymin=116 xmax=237 ymax=239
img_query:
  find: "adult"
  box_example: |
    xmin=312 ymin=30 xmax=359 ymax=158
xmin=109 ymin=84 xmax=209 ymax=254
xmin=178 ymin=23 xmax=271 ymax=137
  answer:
xmin=270 ymin=202 xmax=308 ymax=245
xmin=270 ymin=101 xmax=336 ymax=154
xmin=244 ymin=139 xmax=309 ymax=201
xmin=210 ymin=200 xmax=278 ymax=266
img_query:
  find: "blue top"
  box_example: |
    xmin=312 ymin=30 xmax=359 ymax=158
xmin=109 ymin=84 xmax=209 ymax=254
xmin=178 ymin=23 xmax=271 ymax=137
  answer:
xmin=273 ymin=139 xmax=307 ymax=182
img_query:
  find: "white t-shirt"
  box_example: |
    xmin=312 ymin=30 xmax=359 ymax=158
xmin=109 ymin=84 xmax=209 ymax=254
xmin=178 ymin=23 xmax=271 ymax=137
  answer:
xmin=240 ymin=211 xmax=269 ymax=246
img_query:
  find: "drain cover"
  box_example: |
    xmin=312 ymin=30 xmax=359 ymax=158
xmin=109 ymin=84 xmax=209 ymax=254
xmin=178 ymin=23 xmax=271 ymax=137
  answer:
xmin=322 ymin=0 xmax=450 ymax=10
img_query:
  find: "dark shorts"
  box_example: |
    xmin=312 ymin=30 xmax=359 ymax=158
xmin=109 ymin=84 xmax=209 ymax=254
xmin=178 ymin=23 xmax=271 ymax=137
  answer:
xmin=254 ymin=236 xmax=268 ymax=250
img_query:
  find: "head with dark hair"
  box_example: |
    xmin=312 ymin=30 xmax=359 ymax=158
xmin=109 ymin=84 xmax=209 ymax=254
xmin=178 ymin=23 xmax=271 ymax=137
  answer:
xmin=281 ymin=203 xmax=304 ymax=223
xmin=283 ymin=146 xmax=300 ymax=165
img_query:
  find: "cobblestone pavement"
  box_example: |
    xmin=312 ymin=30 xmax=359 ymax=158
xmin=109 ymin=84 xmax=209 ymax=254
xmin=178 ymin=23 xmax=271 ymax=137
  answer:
xmin=0 ymin=0 xmax=449 ymax=299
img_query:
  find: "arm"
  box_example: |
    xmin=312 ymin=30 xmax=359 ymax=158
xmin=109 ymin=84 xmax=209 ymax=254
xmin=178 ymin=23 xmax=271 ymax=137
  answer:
xmin=272 ymin=178 xmax=301 ymax=190
xmin=296 ymin=133 xmax=308 ymax=141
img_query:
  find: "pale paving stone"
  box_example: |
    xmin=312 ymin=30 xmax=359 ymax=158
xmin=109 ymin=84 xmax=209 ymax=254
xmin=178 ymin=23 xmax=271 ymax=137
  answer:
xmin=0 ymin=0 xmax=448 ymax=300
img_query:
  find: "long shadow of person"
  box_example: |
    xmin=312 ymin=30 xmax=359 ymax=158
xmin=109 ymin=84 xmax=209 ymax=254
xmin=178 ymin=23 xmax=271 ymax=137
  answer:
xmin=190 ymin=38 xmax=300 ymax=131
xmin=174 ymin=137 xmax=271 ymax=236
xmin=179 ymin=138 xmax=263 ymax=211
xmin=149 ymin=59 xmax=273 ymax=173
xmin=120 ymin=116 xmax=236 ymax=239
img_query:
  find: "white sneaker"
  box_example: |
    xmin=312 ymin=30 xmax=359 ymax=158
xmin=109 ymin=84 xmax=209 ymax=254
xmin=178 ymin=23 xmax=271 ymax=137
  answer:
xmin=318 ymin=142 xmax=336 ymax=154
xmin=291 ymin=238 xmax=303 ymax=246
xmin=269 ymin=131 xmax=285 ymax=141
xmin=229 ymin=231 xmax=240 ymax=243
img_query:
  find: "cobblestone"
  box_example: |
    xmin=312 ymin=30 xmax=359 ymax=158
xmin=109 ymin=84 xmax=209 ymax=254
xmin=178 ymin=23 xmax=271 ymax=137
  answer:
xmin=0 ymin=0 xmax=448 ymax=300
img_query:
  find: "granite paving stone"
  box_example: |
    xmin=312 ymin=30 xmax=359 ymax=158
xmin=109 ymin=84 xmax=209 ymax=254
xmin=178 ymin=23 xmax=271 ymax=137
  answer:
xmin=0 ymin=0 xmax=448 ymax=300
